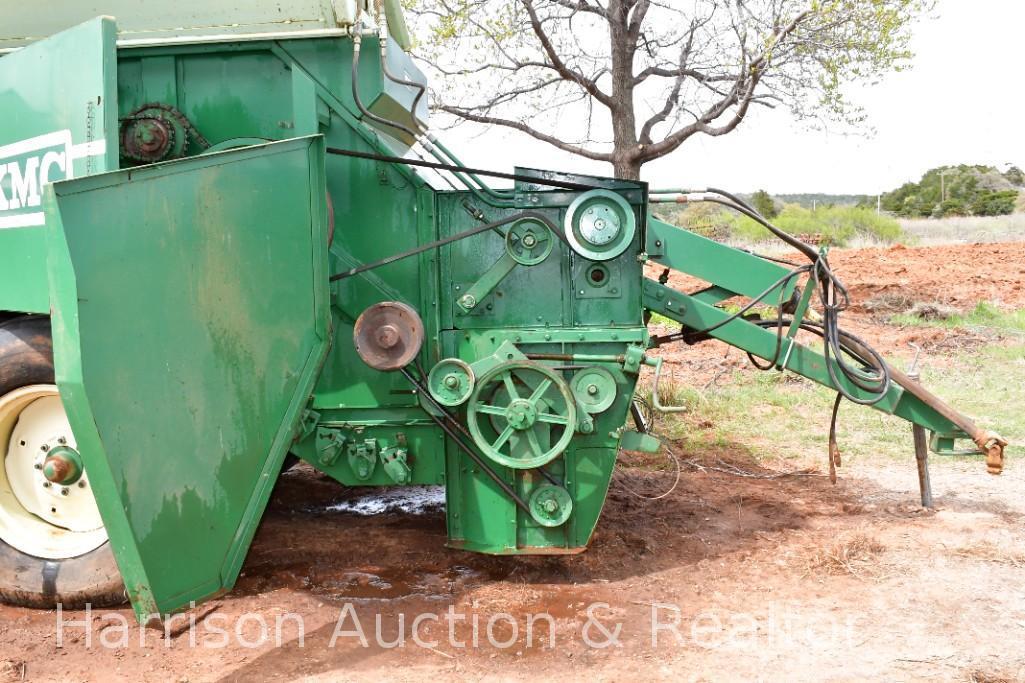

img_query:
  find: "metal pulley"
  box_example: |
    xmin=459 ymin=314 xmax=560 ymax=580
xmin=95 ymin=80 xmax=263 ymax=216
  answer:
xmin=466 ymin=360 xmax=577 ymax=469
xmin=505 ymin=218 xmax=554 ymax=266
xmin=427 ymin=358 xmax=475 ymax=406
xmin=353 ymin=302 xmax=425 ymax=371
xmin=564 ymin=189 xmax=636 ymax=261
xmin=529 ymin=484 xmax=573 ymax=527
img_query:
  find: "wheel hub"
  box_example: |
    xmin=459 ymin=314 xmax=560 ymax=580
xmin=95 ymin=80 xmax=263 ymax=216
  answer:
xmin=42 ymin=445 xmax=84 ymax=486
xmin=505 ymin=399 xmax=537 ymax=430
xmin=0 ymin=386 xmax=107 ymax=559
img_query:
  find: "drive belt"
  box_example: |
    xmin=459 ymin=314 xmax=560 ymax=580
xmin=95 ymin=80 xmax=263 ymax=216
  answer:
xmin=329 ymin=210 xmax=562 ymax=282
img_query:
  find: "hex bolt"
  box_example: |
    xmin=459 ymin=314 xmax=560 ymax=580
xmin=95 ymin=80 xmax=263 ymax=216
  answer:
xmin=78 ymin=481 xmax=87 ymax=489
xmin=57 ymin=437 xmax=66 ymax=445
xmin=34 ymin=463 xmax=42 ymax=470
xmin=61 ymin=488 xmax=69 ymax=496
xmin=42 ymin=482 xmax=51 ymax=489
xmin=39 ymin=444 xmax=49 ymax=452
xmin=587 ymin=384 xmax=599 ymax=395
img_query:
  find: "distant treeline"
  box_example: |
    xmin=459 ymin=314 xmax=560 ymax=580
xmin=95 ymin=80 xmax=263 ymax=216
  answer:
xmin=880 ymin=165 xmax=1023 ymax=218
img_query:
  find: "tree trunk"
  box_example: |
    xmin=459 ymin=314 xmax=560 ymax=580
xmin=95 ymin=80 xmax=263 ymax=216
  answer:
xmin=613 ymin=156 xmax=642 ymax=180
xmin=608 ymin=0 xmax=640 ymax=181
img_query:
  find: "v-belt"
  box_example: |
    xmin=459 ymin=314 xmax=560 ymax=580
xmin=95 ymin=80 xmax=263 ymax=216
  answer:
xmin=329 ymin=210 xmax=564 ymax=281
xmin=325 ymin=146 xmax=602 ymax=191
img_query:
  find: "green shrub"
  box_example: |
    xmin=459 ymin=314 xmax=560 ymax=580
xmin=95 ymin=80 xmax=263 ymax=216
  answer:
xmin=720 ymin=204 xmax=902 ymax=246
xmin=972 ymin=190 xmax=1018 ymax=216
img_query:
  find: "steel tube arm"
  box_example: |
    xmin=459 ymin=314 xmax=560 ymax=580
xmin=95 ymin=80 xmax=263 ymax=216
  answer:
xmin=642 ymin=277 xmax=1005 ymax=472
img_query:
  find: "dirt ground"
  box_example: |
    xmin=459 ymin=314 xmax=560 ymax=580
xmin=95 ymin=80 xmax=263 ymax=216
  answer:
xmin=649 ymin=241 xmax=1025 ymax=385
xmin=2 ymin=243 xmax=1023 ymax=682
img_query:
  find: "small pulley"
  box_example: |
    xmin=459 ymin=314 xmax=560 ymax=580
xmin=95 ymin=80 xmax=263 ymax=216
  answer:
xmin=570 ymin=367 xmax=618 ymax=414
xmin=427 ymin=358 xmax=475 ymax=406
xmin=529 ymin=484 xmax=573 ymax=527
xmin=505 ymin=218 xmax=554 ymax=266
xmin=353 ymin=301 xmax=425 ymax=371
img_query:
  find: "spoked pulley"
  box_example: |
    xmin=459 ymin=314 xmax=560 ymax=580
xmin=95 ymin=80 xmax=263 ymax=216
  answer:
xmin=466 ymin=361 xmax=576 ymax=469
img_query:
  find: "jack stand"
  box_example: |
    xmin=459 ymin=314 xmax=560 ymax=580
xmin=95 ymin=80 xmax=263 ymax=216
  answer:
xmin=913 ymin=424 xmax=934 ymax=508
xmin=907 ymin=356 xmax=933 ymax=508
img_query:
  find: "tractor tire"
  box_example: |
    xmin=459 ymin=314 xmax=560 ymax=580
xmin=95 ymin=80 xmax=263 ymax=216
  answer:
xmin=0 ymin=316 xmax=125 ymax=609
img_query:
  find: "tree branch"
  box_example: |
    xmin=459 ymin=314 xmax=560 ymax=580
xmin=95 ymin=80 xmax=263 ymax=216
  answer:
xmin=519 ymin=0 xmax=615 ymax=108
xmin=437 ymin=105 xmax=613 ymax=162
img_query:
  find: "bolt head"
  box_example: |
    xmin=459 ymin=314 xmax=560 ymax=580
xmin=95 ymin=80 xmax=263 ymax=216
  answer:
xmin=60 ymin=488 xmax=69 ymax=496
xmin=587 ymin=384 xmax=599 ymax=396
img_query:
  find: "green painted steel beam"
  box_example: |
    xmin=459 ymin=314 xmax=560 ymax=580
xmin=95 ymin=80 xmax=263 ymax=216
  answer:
xmin=642 ymin=277 xmax=965 ymax=434
xmin=646 ymin=216 xmax=796 ymax=301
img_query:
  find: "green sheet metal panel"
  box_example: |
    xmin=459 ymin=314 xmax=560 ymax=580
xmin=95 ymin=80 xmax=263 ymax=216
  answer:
xmin=0 ymin=2 xmax=361 ymax=51
xmin=45 ymin=137 xmax=330 ymax=620
xmin=0 ymin=17 xmax=118 ymax=313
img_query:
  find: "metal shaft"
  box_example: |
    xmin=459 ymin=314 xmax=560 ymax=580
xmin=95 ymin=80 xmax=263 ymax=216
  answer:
xmin=912 ymin=424 xmax=933 ymax=508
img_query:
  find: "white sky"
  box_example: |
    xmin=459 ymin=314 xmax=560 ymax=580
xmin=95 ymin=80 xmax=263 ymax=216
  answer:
xmin=438 ymin=0 xmax=1025 ymax=195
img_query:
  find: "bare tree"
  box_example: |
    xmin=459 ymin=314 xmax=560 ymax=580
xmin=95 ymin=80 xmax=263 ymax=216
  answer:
xmin=410 ymin=0 xmax=931 ymax=179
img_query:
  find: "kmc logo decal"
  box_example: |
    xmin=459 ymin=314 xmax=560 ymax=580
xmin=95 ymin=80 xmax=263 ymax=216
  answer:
xmin=0 ymin=131 xmax=106 ymax=229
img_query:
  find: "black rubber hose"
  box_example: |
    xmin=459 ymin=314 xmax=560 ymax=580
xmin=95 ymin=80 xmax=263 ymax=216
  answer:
xmin=351 ymin=40 xmax=419 ymax=141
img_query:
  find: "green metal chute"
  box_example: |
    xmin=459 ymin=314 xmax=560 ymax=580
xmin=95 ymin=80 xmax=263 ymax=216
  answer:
xmin=44 ymin=137 xmax=331 ymax=621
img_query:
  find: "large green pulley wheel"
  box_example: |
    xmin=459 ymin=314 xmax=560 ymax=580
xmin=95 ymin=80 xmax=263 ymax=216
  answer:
xmin=467 ymin=361 xmax=577 ymax=469
xmin=0 ymin=317 xmax=125 ymax=608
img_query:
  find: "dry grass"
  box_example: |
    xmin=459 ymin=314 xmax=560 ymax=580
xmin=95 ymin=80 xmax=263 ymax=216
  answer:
xmin=806 ymin=533 xmax=886 ymax=577
xmin=950 ymin=541 xmax=1025 ymax=568
xmin=966 ymin=670 xmax=1016 ymax=683
xmin=900 ymin=214 xmax=1025 ymax=245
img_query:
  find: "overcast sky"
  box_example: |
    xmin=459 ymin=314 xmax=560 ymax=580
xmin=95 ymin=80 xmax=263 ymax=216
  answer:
xmin=438 ymin=0 xmax=1024 ymax=195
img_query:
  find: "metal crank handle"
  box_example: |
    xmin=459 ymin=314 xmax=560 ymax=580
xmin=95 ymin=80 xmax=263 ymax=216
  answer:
xmin=645 ymin=356 xmax=687 ymax=414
